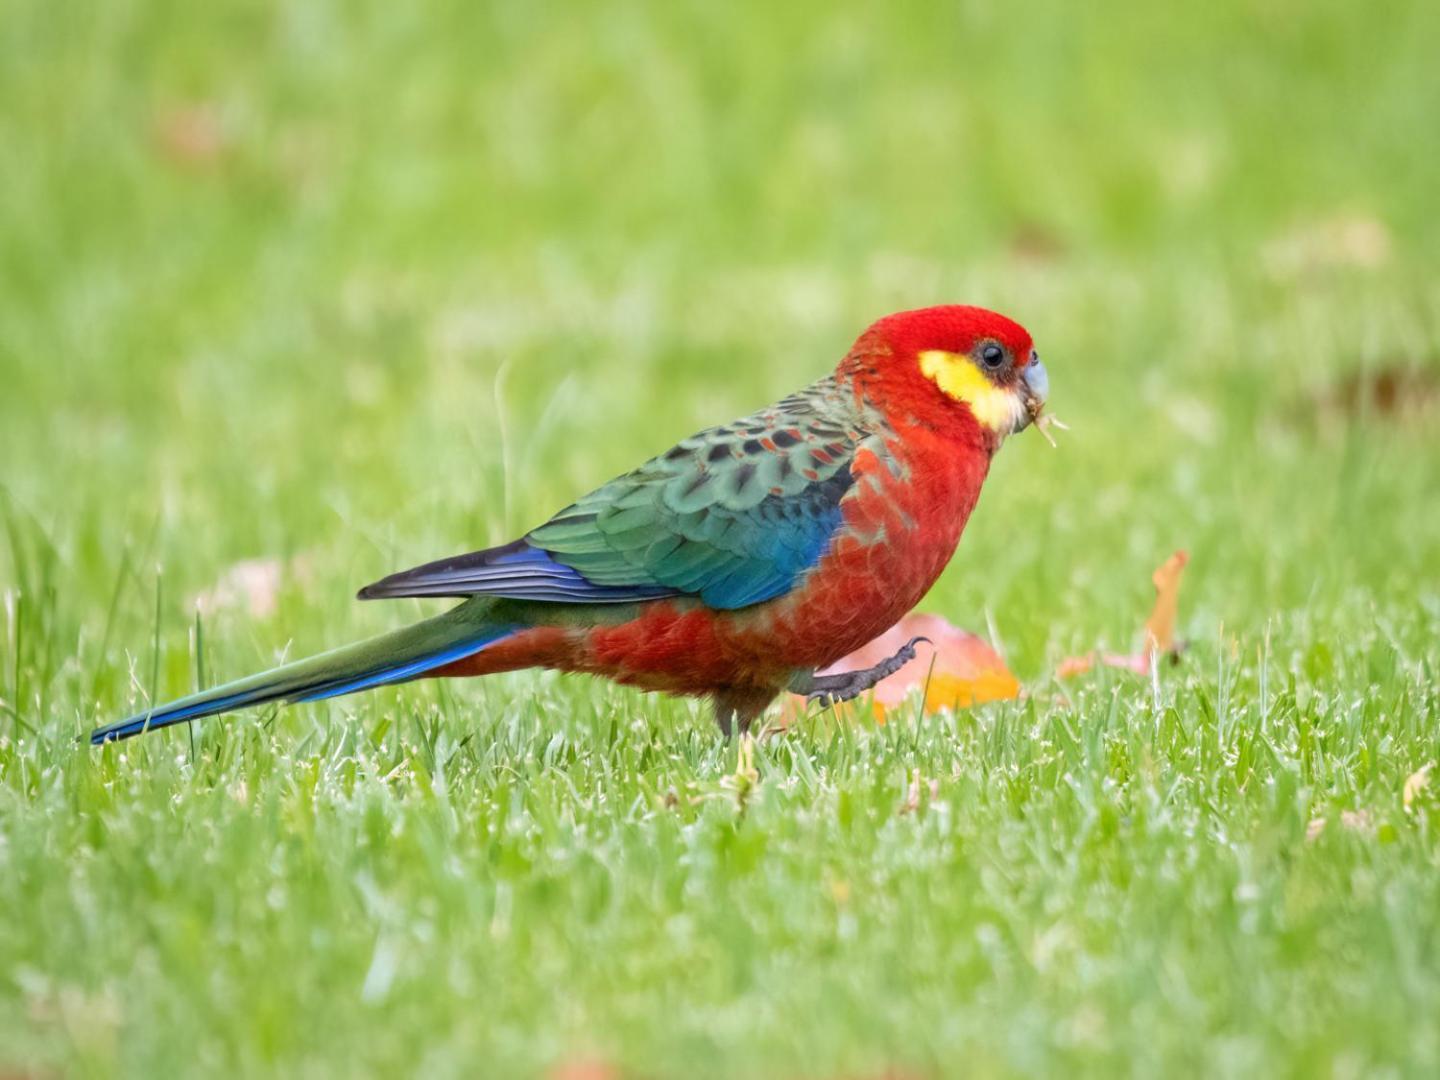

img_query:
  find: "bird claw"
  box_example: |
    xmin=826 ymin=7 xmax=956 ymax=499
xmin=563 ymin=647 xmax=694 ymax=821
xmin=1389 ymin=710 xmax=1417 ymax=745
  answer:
xmin=803 ymin=636 xmax=931 ymax=708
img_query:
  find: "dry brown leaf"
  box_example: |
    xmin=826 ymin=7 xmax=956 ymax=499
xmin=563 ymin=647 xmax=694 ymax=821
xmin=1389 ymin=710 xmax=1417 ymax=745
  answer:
xmin=153 ymin=104 xmax=230 ymax=170
xmin=1341 ymin=809 xmax=1374 ymax=835
xmin=1009 ymin=222 xmax=1067 ymax=264
xmin=1307 ymin=810 xmax=1377 ymax=842
xmin=1262 ymin=213 xmax=1391 ymax=277
xmin=899 ymin=769 xmax=940 ymax=815
xmin=1311 ymin=366 xmax=1440 ymax=427
xmin=1403 ymin=764 xmax=1433 ymax=812
xmin=192 ymin=555 xmax=312 ymax=619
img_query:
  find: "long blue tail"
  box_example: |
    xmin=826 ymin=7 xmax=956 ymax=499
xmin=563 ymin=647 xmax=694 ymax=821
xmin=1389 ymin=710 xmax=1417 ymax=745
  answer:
xmin=91 ymin=608 xmax=516 ymax=745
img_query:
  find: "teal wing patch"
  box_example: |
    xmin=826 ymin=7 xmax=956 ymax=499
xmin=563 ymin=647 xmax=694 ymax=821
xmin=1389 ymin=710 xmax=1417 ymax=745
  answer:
xmin=528 ymin=379 xmax=867 ymax=609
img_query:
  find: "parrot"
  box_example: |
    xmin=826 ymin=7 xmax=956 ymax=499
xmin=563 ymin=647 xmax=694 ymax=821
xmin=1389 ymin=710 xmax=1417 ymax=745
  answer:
xmin=90 ymin=304 xmax=1051 ymax=745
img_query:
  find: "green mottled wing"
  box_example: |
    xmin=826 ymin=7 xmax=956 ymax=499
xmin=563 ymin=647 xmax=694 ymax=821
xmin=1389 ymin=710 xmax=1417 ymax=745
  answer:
xmin=526 ymin=378 xmax=870 ymax=609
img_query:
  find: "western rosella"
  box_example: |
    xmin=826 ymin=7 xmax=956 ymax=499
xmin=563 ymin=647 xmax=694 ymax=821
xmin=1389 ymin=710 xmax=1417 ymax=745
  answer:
xmin=91 ymin=304 xmax=1050 ymax=744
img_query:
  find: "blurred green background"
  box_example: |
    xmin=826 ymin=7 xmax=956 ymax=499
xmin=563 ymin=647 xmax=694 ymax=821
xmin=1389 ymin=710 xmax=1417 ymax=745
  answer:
xmin=2 ymin=0 xmax=1439 ymax=1076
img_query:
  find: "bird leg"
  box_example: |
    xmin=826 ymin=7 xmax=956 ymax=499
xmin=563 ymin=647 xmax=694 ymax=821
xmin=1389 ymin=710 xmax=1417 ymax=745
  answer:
xmin=712 ymin=685 xmax=782 ymax=737
xmin=791 ymin=636 xmax=930 ymax=709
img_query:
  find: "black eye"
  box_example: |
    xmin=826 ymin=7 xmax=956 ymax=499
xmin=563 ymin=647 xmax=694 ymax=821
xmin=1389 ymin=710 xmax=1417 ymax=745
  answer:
xmin=980 ymin=343 xmax=1005 ymax=369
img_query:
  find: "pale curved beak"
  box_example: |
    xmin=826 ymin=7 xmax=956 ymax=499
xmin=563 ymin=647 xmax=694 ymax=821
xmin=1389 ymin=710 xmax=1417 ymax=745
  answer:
xmin=1014 ymin=357 xmax=1049 ymax=432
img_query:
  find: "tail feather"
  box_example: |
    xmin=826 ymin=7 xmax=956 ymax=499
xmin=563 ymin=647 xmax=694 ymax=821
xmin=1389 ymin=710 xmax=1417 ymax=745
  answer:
xmin=91 ymin=607 xmax=517 ymax=745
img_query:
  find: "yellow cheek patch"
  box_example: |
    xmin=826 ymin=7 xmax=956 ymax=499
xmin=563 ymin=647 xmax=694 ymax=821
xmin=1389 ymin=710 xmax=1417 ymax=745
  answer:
xmin=917 ymin=350 xmax=1023 ymax=433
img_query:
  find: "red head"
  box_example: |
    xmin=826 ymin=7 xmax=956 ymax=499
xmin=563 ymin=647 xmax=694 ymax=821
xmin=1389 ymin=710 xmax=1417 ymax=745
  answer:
xmin=841 ymin=305 xmax=1048 ymax=447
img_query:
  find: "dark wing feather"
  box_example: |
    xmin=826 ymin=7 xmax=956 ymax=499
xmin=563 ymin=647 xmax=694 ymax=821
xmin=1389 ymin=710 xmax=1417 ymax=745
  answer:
xmin=357 ymin=539 xmax=678 ymax=603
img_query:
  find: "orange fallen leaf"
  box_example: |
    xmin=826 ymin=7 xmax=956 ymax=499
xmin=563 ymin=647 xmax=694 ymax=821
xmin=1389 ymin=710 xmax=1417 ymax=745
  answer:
xmin=1144 ymin=551 xmax=1189 ymax=654
xmin=1055 ymin=651 xmax=1149 ymax=679
xmin=1059 ymin=551 xmax=1189 ymax=678
xmin=778 ymin=552 xmax=1187 ymax=725
xmin=781 ymin=612 xmax=1020 ymax=724
xmin=1055 ymin=653 xmax=1095 ymax=679
xmin=917 ymin=667 xmax=1023 ymax=715
xmin=547 ymin=1061 xmax=620 ymax=1080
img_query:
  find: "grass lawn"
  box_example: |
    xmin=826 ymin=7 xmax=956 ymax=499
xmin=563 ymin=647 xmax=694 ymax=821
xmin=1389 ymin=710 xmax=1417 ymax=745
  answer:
xmin=3 ymin=0 xmax=1440 ymax=1075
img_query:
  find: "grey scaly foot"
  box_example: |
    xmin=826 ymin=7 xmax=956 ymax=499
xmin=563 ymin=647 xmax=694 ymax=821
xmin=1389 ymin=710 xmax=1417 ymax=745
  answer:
xmin=795 ymin=636 xmax=930 ymax=709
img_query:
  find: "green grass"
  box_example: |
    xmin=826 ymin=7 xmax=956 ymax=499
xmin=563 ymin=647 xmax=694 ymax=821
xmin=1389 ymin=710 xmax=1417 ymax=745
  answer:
xmin=4 ymin=0 xmax=1440 ymax=1075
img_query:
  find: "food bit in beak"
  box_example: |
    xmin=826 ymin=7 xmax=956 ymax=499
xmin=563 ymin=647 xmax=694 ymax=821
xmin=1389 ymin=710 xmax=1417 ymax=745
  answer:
xmin=1027 ymin=398 xmax=1069 ymax=448
xmin=1017 ymin=356 xmax=1062 ymax=445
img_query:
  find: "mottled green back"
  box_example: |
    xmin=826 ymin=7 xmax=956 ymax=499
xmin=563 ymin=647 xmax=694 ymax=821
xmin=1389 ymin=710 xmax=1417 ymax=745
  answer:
xmin=528 ymin=377 xmax=886 ymax=609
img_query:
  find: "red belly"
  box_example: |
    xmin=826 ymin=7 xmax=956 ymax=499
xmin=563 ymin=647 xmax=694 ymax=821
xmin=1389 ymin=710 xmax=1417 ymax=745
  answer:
xmin=436 ymin=431 xmax=991 ymax=697
xmin=566 ymin=433 xmax=990 ymax=694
